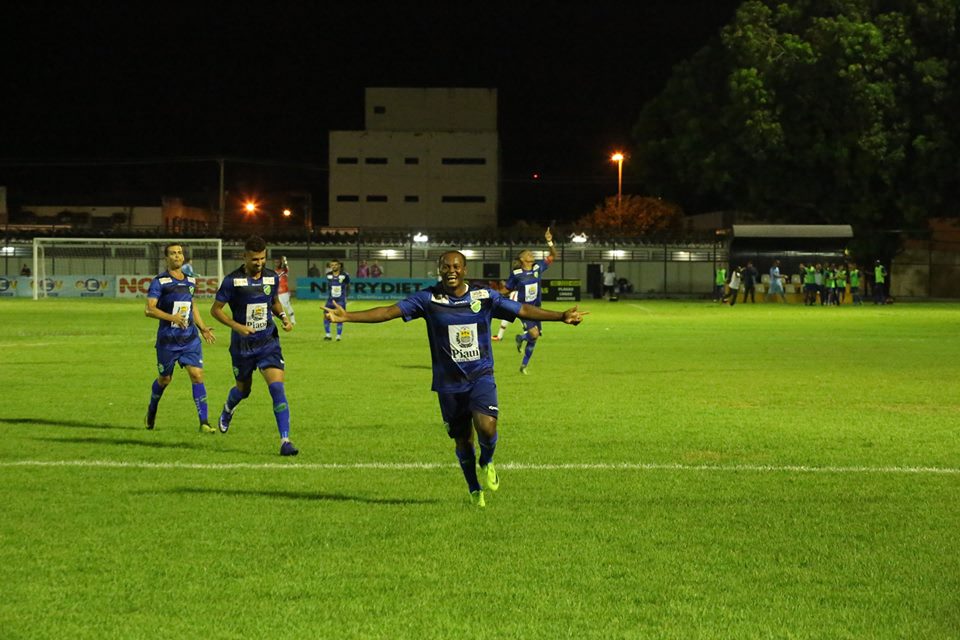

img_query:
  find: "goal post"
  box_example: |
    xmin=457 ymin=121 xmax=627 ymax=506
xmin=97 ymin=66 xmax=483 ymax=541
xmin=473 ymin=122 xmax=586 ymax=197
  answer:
xmin=32 ymin=237 xmax=224 ymax=299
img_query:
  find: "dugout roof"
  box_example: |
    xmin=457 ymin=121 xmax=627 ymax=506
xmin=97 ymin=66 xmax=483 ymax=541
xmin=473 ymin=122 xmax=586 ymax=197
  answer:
xmin=731 ymin=225 xmax=853 ymax=239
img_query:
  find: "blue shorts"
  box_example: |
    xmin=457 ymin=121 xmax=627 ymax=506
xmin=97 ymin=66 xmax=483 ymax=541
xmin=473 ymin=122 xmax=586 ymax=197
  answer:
xmin=326 ymin=297 xmax=347 ymax=309
xmin=521 ymin=318 xmax=542 ymax=334
xmin=230 ymin=343 xmax=285 ymax=382
xmin=156 ymin=341 xmax=203 ymax=377
xmin=436 ymin=375 xmax=499 ymax=439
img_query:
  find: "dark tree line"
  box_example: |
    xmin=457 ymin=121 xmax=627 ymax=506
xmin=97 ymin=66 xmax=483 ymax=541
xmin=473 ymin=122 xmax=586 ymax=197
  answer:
xmin=633 ymin=0 xmax=959 ymax=247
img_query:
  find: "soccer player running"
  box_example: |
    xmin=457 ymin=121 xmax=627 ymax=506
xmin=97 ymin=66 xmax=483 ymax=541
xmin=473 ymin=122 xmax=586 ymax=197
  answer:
xmin=324 ymin=250 xmax=586 ymax=508
xmin=144 ymin=242 xmax=217 ymax=432
xmin=323 ymin=259 xmax=350 ymax=341
xmin=211 ymin=236 xmax=299 ymax=456
xmin=504 ymin=227 xmax=558 ymax=374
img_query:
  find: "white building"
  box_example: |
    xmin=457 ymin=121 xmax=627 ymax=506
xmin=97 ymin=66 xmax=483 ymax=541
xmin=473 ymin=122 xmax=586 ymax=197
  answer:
xmin=328 ymin=87 xmax=499 ymax=230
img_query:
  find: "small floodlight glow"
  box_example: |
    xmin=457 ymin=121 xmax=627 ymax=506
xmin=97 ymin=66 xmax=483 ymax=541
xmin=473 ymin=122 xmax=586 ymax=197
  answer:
xmin=413 ymin=232 xmax=429 ymax=243
xmin=381 ymin=249 xmax=397 ymax=258
xmin=610 ymin=152 xmax=624 ymax=162
xmin=244 ymin=201 xmax=257 ymax=214
xmin=282 ymin=209 xmax=292 ymax=217
xmin=570 ymin=233 xmax=588 ymax=244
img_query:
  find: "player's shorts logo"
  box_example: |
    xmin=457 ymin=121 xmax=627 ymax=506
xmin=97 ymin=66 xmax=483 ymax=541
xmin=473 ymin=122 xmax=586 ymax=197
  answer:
xmin=157 ymin=363 xmax=164 ymax=375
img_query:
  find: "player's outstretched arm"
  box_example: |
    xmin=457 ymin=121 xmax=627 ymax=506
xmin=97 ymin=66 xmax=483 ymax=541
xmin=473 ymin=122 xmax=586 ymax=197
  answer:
xmin=518 ymin=303 xmax=587 ymax=325
xmin=324 ymin=300 xmax=403 ymax=324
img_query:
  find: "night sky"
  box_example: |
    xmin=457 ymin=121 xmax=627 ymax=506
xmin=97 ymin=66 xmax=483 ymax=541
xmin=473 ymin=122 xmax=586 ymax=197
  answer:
xmin=4 ymin=1 xmax=742 ymax=224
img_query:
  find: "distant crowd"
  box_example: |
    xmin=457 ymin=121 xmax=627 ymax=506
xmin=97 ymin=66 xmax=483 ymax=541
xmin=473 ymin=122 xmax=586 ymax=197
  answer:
xmin=715 ymin=260 xmax=890 ymax=306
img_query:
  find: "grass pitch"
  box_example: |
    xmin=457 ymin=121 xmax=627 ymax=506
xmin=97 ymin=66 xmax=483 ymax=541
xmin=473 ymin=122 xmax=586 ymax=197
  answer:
xmin=1 ymin=298 xmax=958 ymax=638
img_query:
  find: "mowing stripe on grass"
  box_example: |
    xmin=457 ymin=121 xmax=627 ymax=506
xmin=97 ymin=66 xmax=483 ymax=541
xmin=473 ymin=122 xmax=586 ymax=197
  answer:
xmin=1 ymin=459 xmax=958 ymax=474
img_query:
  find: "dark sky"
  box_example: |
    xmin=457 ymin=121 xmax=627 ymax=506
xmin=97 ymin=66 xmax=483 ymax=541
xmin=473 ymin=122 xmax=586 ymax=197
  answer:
xmin=3 ymin=1 xmax=742 ymax=223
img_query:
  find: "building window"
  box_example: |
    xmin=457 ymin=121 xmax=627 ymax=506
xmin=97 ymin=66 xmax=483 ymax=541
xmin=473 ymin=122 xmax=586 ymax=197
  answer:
xmin=366 ymin=195 xmax=388 ymax=202
xmin=442 ymin=196 xmax=487 ymax=203
xmin=404 ymin=195 xmax=420 ymax=203
xmin=365 ymin=157 xmax=388 ymax=165
xmin=441 ymin=157 xmax=487 ymax=165
xmin=336 ymin=157 xmax=359 ymax=164
xmin=373 ymin=106 xmax=386 ymax=114
xmin=404 ymin=157 xmax=419 ymax=165
xmin=336 ymin=195 xmax=360 ymax=202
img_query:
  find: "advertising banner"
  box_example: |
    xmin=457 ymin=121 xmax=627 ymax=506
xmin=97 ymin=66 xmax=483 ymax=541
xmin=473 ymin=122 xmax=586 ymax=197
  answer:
xmin=296 ymin=277 xmax=437 ymax=300
xmin=0 ymin=276 xmax=25 ymax=297
xmin=9 ymin=275 xmax=115 ymax=298
xmin=541 ymin=279 xmax=582 ymax=302
xmin=116 ymin=275 xmax=220 ymax=298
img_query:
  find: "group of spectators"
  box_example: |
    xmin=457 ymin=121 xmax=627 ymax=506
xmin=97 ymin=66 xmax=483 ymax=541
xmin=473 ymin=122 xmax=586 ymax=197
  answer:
xmin=716 ymin=260 xmax=890 ymax=305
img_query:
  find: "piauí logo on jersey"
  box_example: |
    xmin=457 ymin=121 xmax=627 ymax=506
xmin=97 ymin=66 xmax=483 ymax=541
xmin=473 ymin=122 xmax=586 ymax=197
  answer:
xmin=456 ymin=326 xmax=474 ymax=348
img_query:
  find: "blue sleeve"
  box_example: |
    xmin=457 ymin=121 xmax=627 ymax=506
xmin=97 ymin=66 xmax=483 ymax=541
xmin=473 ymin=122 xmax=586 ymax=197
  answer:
xmin=490 ymin=289 xmax=521 ymax=321
xmin=215 ymin=277 xmax=233 ymax=303
xmin=504 ymin=273 xmax=517 ymax=291
xmin=538 ymin=259 xmax=550 ymax=273
xmin=396 ymin=290 xmax=429 ymax=322
xmin=147 ymin=277 xmax=162 ymax=299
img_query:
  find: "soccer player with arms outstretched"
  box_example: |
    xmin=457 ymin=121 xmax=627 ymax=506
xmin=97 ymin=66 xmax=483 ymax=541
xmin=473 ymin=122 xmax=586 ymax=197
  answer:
xmin=504 ymin=227 xmax=558 ymax=374
xmin=324 ymin=250 xmax=586 ymax=507
xmin=144 ymin=243 xmax=217 ymax=432
xmin=211 ymin=236 xmax=299 ymax=456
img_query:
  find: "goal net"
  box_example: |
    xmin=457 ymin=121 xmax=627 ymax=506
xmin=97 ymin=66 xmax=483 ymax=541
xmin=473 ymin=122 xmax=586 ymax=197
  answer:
xmin=32 ymin=237 xmax=224 ymax=299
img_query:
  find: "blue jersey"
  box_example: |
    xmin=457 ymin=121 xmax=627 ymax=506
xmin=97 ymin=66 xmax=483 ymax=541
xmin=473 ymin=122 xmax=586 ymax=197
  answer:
xmin=215 ymin=266 xmax=281 ymax=356
xmin=326 ymin=272 xmax=350 ymax=303
xmin=147 ymin=271 xmax=200 ymax=347
xmin=396 ymin=283 xmax=521 ymax=393
xmin=505 ymin=259 xmax=551 ymax=306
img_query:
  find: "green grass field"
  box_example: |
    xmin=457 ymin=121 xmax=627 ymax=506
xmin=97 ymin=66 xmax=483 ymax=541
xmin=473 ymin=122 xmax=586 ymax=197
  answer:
xmin=1 ymin=297 xmax=958 ymax=639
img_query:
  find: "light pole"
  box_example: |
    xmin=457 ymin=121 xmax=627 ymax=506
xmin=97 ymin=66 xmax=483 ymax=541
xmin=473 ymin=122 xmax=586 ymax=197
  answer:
xmin=610 ymin=152 xmax=624 ymax=209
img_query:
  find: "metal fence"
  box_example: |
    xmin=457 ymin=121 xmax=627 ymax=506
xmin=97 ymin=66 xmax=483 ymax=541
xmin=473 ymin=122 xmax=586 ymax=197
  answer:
xmin=2 ymin=238 xmax=728 ymax=298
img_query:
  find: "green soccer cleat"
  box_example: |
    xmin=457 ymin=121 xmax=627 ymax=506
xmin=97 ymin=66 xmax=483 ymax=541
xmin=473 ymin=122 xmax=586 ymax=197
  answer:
xmin=519 ymin=365 xmax=527 ymax=375
xmin=470 ymin=489 xmax=486 ymax=508
xmin=478 ymin=463 xmax=500 ymax=492
xmin=199 ymin=421 xmax=217 ymax=434
xmin=515 ymin=334 xmax=524 ymax=352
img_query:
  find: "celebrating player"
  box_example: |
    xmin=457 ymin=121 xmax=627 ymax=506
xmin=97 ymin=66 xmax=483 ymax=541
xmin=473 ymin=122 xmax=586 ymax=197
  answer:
xmin=144 ymin=242 xmax=216 ymax=432
xmin=324 ymin=250 xmax=586 ymax=508
xmin=504 ymin=227 xmax=558 ymax=374
xmin=323 ymin=259 xmax=350 ymax=341
xmin=211 ymin=236 xmax=299 ymax=456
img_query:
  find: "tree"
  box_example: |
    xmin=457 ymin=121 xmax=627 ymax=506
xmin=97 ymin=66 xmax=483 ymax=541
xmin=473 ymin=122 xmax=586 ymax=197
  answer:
xmin=578 ymin=195 xmax=683 ymax=235
xmin=633 ymin=0 xmax=960 ymax=239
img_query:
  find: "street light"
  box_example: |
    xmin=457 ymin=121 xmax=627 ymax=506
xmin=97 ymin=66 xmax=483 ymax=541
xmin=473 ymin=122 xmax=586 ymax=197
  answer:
xmin=610 ymin=152 xmax=624 ymax=209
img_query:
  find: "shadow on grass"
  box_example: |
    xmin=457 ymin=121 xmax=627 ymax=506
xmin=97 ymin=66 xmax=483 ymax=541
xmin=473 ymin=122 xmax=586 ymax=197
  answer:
xmin=33 ymin=436 xmax=208 ymax=450
xmin=167 ymin=486 xmax=439 ymax=505
xmin=396 ymin=364 xmax=432 ymax=370
xmin=0 ymin=417 xmax=139 ymax=431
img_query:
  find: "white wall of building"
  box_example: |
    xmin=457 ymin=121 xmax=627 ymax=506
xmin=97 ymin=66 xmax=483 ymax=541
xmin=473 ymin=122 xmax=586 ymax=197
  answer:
xmin=329 ymin=88 xmax=499 ymax=230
